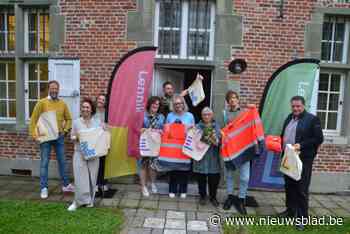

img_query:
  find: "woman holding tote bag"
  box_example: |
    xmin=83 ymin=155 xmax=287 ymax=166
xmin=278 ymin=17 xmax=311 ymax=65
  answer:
xmin=68 ymin=98 xmax=102 ymax=211
xmin=139 ymin=96 xmax=165 ymax=197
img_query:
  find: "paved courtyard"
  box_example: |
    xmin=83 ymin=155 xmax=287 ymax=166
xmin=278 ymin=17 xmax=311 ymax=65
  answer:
xmin=0 ymin=175 xmax=349 ymax=234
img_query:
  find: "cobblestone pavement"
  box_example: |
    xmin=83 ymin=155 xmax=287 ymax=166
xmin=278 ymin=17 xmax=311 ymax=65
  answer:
xmin=0 ymin=176 xmax=349 ymax=234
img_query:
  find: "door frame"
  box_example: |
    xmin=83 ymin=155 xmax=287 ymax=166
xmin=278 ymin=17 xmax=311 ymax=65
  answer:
xmin=152 ymin=64 xmax=214 ymax=108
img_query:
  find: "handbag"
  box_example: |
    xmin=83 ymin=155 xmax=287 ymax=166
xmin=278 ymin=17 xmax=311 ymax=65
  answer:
xmin=188 ymin=77 xmax=205 ymax=106
xmin=79 ymin=127 xmax=111 ymax=160
xmin=183 ymin=127 xmax=210 ymax=161
xmin=36 ymin=111 xmax=59 ymax=143
xmin=280 ymin=144 xmax=303 ymax=181
xmin=139 ymin=129 xmax=161 ymax=157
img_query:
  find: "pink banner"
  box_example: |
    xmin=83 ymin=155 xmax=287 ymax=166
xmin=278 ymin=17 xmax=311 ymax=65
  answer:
xmin=107 ymin=47 xmax=157 ymax=158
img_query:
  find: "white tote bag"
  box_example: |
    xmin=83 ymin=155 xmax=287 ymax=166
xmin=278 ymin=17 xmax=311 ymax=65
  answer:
xmin=280 ymin=144 xmax=303 ymax=181
xmin=36 ymin=111 xmax=59 ymax=143
xmin=79 ymin=127 xmax=111 ymax=160
xmin=139 ymin=129 xmax=161 ymax=157
xmin=182 ymin=127 xmax=210 ymax=161
xmin=188 ymin=76 xmax=205 ymax=107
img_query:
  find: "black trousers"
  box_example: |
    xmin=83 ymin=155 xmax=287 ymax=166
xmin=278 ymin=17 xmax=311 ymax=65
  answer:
xmin=169 ymin=170 xmax=189 ymax=194
xmin=284 ymin=156 xmax=314 ymax=218
xmin=196 ymin=173 xmax=220 ymax=199
xmin=97 ymin=156 xmax=107 ymax=187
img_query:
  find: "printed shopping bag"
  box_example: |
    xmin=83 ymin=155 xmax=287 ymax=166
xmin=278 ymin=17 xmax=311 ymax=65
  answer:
xmin=139 ymin=129 xmax=161 ymax=157
xmin=183 ymin=127 xmax=210 ymax=161
xmin=36 ymin=111 xmax=59 ymax=143
xmin=280 ymin=144 xmax=303 ymax=181
xmin=79 ymin=127 xmax=111 ymax=160
xmin=188 ymin=74 xmax=205 ymax=106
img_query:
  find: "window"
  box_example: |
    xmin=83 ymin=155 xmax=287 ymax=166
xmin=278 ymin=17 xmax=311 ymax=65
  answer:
xmin=321 ymin=15 xmax=349 ymax=63
xmin=25 ymin=62 xmax=49 ymax=118
xmin=0 ymin=6 xmax=52 ymax=124
xmin=316 ymin=72 xmax=344 ymax=134
xmin=0 ymin=10 xmax=15 ymax=52
xmin=25 ymin=9 xmax=50 ymax=54
xmin=0 ymin=62 xmax=16 ymax=120
xmin=154 ymin=0 xmax=215 ymax=60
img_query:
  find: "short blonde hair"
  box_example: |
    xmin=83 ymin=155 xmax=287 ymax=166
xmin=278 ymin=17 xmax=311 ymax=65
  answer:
xmin=172 ymin=95 xmax=188 ymax=112
xmin=201 ymin=107 xmax=213 ymax=114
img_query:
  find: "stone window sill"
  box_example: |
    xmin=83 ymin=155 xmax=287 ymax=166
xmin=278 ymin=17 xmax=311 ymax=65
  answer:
xmin=0 ymin=122 xmax=28 ymax=133
xmin=323 ymin=135 xmax=348 ymax=145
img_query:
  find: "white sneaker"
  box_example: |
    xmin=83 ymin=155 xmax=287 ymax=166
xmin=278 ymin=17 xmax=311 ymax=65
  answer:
xmin=169 ymin=193 xmax=176 ymax=198
xmin=142 ymin=186 xmax=150 ymax=197
xmin=67 ymin=202 xmax=78 ymax=212
xmin=180 ymin=193 xmax=187 ymax=199
xmin=40 ymin=188 xmax=48 ymax=199
xmin=151 ymin=183 xmax=158 ymax=194
xmin=62 ymin=183 xmax=75 ymax=193
xmin=103 ymin=185 xmax=109 ymax=192
xmin=86 ymin=202 xmax=94 ymax=208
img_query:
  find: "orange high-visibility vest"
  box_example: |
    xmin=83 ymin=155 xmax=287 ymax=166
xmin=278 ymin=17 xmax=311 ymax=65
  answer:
xmin=221 ymin=108 xmax=264 ymax=166
xmin=158 ymin=123 xmax=191 ymax=164
xmin=265 ymin=135 xmax=282 ymax=153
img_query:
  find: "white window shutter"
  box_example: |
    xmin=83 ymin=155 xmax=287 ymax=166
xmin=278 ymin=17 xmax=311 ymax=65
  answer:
xmin=48 ymin=59 xmax=80 ymax=120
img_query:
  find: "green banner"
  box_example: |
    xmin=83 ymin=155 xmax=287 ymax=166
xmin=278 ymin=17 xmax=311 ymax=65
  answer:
xmin=250 ymin=59 xmax=320 ymax=190
xmin=260 ymin=59 xmax=320 ymax=135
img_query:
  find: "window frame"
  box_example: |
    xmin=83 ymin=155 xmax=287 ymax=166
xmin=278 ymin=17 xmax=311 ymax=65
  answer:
xmin=154 ymin=0 xmax=215 ymax=60
xmin=0 ymin=10 xmax=15 ymax=53
xmin=24 ymin=61 xmax=49 ymax=120
xmin=0 ymin=62 xmax=16 ymax=123
xmin=321 ymin=16 xmax=350 ymax=64
xmin=316 ymin=70 xmax=345 ymax=136
xmin=24 ymin=8 xmax=50 ymax=54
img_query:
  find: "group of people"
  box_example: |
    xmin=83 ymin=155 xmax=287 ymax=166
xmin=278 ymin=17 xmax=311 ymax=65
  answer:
xmin=138 ymin=83 xmax=260 ymax=214
xmin=29 ymin=77 xmax=324 ymax=229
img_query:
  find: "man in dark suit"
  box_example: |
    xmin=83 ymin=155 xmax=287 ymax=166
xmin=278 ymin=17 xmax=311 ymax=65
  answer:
xmin=279 ymin=96 xmax=324 ymax=227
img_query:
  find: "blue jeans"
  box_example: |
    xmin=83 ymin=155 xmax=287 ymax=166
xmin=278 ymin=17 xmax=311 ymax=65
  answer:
xmin=225 ymin=161 xmax=250 ymax=198
xmin=39 ymin=135 xmax=69 ymax=189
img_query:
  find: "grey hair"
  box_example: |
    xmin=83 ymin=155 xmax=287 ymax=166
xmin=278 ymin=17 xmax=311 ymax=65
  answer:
xmin=201 ymin=107 xmax=213 ymax=114
xmin=171 ymin=95 xmax=189 ymax=112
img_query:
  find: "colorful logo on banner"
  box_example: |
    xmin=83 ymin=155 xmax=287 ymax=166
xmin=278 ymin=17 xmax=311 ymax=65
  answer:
xmin=105 ymin=47 xmax=157 ymax=178
xmin=249 ymin=59 xmax=320 ymax=189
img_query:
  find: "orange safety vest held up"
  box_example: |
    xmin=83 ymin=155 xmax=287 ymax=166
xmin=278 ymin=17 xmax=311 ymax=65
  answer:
xmin=158 ymin=123 xmax=191 ymax=164
xmin=221 ymin=107 xmax=264 ymax=167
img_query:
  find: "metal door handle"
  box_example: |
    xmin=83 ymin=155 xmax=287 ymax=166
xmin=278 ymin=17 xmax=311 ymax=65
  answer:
xmin=72 ymin=90 xmax=80 ymax=97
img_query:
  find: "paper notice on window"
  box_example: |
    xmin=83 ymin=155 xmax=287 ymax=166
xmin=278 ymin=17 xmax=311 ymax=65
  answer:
xmin=36 ymin=111 xmax=59 ymax=143
xmin=188 ymin=77 xmax=205 ymax=107
xmin=280 ymin=144 xmax=303 ymax=181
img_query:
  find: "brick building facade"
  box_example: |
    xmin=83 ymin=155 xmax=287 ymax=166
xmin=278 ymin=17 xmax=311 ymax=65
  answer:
xmin=0 ymin=0 xmax=349 ymax=193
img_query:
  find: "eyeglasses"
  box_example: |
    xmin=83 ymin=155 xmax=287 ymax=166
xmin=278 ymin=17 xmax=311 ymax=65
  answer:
xmin=174 ymin=102 xmax=184 ymax=105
